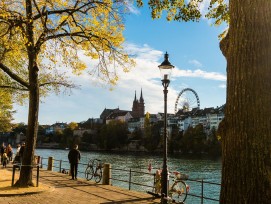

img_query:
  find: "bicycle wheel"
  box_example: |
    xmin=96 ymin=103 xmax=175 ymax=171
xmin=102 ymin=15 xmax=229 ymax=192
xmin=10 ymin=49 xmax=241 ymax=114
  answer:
xmin=169 ymin=180 xmax=188 ymax=203
xmin=94 ymin=167 xmax=102 ymax=183
xmin=85 ymin=165 xmax=94 ymax=181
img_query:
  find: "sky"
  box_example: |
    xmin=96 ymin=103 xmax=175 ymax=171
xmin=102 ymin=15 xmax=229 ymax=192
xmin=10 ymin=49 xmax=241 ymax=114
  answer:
xmin=13 ymin=1 xmax=227 ymax=125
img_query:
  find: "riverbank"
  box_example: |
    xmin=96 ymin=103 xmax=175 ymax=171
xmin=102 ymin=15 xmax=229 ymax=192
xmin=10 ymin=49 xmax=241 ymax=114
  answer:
xmin=35 ymin=148 xmax=221 ymax=203
xmin=0 ymin=165 xmax=52 ymax=196
xmin=0 ymin=165 xmax=160 ymax=203
xmin=36 ymin=147 xmax=221 ymax=161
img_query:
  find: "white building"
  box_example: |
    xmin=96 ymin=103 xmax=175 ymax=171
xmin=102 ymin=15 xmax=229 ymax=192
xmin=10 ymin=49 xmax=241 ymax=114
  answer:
xmin=106 ymin=111 xmax=133 ymax=124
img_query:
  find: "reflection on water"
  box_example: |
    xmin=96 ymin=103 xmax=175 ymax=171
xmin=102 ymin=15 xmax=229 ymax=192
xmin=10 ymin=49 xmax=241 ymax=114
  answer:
xmin=36 ymin=149 xmax=221 ymax=203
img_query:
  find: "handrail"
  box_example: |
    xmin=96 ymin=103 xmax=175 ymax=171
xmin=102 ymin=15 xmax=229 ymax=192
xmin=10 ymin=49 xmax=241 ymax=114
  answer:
xmin=109 ymin=166 xmax=220 ymax=203
xmin=40 ymin=156 xmax=220 ymax=203
xmin=11 ymin=164 xmax=40 ymax=187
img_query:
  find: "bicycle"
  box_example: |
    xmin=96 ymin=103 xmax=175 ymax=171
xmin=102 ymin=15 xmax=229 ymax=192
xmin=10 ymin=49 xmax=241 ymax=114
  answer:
xmin=85 ymin=159 xmax=103 ymax=183
xmin=148 ymin=170 xmax=190 ymax=204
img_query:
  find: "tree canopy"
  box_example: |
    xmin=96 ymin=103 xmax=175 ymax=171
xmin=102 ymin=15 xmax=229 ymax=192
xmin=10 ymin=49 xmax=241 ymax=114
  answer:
xmin=0 ymin=0 xmax=134 ymax=93
xmin=0 ymin=0 xmax=135 ymax=187
xmin=0 ymin=89 xmax=13 ymax=131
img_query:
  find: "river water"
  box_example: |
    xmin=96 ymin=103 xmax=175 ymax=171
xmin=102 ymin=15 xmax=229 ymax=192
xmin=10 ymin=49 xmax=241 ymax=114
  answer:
xmin=35 ymin=149 xmax=221 ymax=204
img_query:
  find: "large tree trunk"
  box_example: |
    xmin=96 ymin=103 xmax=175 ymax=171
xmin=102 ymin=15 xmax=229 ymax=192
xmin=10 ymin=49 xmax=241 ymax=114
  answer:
xmin=220 ymin=0 xmax=271 ymax=203
xmin=14 ymin=0 xmax=39 ymax=187
xmin=15 ymin=65 xmax=39 ymax=187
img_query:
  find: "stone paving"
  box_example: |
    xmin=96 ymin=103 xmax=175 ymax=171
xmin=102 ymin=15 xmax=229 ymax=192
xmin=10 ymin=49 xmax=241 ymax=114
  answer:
xmin=0 ymin=165 xmax=160 ymax=204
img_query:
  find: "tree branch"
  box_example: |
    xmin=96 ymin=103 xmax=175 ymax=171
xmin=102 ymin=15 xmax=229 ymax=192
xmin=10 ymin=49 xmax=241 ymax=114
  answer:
xmin=40 ymin=81 xmax=78 ymax=89
xmin=0 ymin=85 xmax=28 ymax=91
xmin=0 ymin=63 xmax=29 ymax=88
xmin=220 ymin=32 xmax=229 ymax=59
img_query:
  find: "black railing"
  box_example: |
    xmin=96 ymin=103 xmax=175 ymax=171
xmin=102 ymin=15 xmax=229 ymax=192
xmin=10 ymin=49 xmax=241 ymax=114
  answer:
xmin=40 ymin=157 xmax=220 ymax=203
xmin=11 ymin=164 xmax=40 ymax=187
xmin=40 ymin=157 xmax=88 ymax=175
xmin=110 ymin=166 xmax=220 ymax=203
xmin=110 ymin=167 xmax=155 ymax=190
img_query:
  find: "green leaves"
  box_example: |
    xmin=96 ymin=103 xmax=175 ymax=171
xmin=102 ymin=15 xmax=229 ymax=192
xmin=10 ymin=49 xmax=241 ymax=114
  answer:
xmin=145 ymin=0 xmax=229 ymax=38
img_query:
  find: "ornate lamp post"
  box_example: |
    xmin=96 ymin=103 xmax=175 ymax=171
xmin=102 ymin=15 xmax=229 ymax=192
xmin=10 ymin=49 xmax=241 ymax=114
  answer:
xmin=158 ymin=52 xmax=174 ymax=204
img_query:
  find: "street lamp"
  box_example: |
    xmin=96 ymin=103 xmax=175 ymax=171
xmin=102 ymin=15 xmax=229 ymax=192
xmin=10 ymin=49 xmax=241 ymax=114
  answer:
xmin=158 ymin=52 xmax=174 ymax=204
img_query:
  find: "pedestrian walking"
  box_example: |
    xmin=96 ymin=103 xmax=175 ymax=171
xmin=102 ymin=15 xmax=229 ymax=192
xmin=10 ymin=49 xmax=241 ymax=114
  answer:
xmin=68 ymin=144 xmax=81 ymax=180
xmin=2 ymin=151 xmax=7 ymax=168
xmin=0 ymin=143 xmax=5 ymax=164
xmin=6 ymin=144 xmax=13 ymax=163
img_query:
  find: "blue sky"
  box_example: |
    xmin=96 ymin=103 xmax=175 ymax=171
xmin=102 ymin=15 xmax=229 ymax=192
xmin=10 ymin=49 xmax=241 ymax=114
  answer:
xmin=13 ymin=2 xmax=227 ymax=125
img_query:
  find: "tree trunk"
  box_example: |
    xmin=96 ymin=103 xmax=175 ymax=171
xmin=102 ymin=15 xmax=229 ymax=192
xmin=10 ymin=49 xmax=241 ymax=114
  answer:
xmin=220 ymin=0 xmax=271 ymax=203
xmin=15 ymin=65 xmax=39 ymax=187
xmin=14 ymin=0 xmax=39 ymax=187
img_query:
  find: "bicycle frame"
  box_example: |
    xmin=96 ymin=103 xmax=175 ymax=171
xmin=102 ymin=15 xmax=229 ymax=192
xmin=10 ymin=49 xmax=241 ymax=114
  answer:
xmin=85 ymin=159 xmax=103 ymax=183
xmin=148 ymin=170 xmax=189 ymax=204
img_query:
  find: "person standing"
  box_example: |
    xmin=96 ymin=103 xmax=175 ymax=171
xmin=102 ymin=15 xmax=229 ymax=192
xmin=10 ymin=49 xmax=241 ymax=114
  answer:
xmin=68 ymin=144 xmax=81 ymax=180
xmin=19 ymin=142 xmax=25 ymax=163
xmin=0 ymin=143 xmax=5 ymax=164
xmin=2 ymin=151 xmax=7 ymax=168
xmin=6 ymin=144 xmax=13 ymax=163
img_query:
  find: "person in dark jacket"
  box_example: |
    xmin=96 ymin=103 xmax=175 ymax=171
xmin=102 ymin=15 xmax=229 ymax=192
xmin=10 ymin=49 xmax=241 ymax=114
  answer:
xmin=68 ymin=144 xmax=81 ymax=180
xmin=19 ymin=142 xmax=25 ymax=163
xmin=0 ymin=143 xmax=5 ymax=164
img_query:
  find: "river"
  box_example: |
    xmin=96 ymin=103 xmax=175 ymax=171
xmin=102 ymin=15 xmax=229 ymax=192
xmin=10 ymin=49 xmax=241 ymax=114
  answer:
xmin=35 ymin=148 xmax=221 ymax=203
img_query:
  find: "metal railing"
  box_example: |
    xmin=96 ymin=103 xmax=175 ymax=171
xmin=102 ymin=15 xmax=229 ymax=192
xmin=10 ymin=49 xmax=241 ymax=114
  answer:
xmin=110 ymin=167 xmax=220 ymax=203
xmin=40 ymin=157 xmax=88 ymax=175
xmin=11 ymin=164 xmax=40 ymax=187
xmin=40 ymin=157 xmax=220 ymax=203
xmin=110 ymin=167 xmax=155 ymax=190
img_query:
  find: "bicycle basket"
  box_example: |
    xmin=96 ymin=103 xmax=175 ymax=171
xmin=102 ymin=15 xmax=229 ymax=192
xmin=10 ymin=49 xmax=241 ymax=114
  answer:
xmin=177 ymin=173 xmax=189 ymax=180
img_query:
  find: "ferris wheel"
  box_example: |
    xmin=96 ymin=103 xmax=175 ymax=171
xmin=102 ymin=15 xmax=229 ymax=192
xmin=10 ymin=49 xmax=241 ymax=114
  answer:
xmin=174 ymin=88 xmax=200 ymax=113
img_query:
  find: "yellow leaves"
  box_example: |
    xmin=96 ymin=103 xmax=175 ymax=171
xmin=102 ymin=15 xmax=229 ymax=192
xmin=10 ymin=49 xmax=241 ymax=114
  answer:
xmin=68 ymin=122 xmax=78 ymax=130
xmin=59 ymin=15 xmax=69 ymax=23
xmin=72 ymin=61 xmax=87 ymax=75
xmin=1 ymin=0 xmax=135 ymax=94
xmin=109 ymin=76 xmax=118 ymax=86
xmin=86 ymin=52 xmax=99 ymax=59
xmin=0 ymin=89 xmax=13 ymax=132
xmin=0 ymin=13 xmax=10 ymax=19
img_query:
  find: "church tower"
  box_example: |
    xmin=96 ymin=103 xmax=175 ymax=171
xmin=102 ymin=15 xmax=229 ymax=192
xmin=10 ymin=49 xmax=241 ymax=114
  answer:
xmin=132 ymin=89 xmax=145 ymax=118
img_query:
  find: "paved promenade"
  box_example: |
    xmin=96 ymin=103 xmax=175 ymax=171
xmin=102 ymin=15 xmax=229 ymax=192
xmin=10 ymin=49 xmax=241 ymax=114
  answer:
xmin=0 ymin=166 xmax=160 ymax=204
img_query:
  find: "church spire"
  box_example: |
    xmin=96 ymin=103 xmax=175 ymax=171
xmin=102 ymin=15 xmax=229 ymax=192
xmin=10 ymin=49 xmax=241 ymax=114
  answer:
xmin=134 ymin=90 xmax=137 ymax=102
xmin=140 ymin=88 xmax=144 ymax=103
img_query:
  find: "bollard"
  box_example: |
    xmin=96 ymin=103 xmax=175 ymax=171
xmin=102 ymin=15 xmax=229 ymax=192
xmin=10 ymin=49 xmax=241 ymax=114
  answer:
xmin=47 ymin=156 xmax=54 ymax=171
xmin=36 ymin=165 xmax=40 ymax=187
xmin=102 ymin=163 xmax=111 ymax=185
xmin=37 ymin=156 xmax=40 ymax=164
xmin=12 ymin=165 xmax=16 ymax=186
xmin=59 ymin=160 xmax=62 ymax=173
xmin=129 ymin=168 xmax=132 ymax=190
xmin=34 ymin=155 xmax=40 ymax=164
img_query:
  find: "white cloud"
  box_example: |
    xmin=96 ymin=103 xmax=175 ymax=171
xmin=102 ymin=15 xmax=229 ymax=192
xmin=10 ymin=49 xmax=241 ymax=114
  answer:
xmin=13 ymin=43 xmax=226 ymax=124
xmin=125 ymin=0 xmax=140 ymax=15
xmin=199 ymin=0 xmax=211 ymax=16
xmin=188 ymin=59 xmax=203 ymax=68
xmin=125 ymin=43 xmax=163 ymax=62
xmin=173 ymin=68 xmax=226 ymax=81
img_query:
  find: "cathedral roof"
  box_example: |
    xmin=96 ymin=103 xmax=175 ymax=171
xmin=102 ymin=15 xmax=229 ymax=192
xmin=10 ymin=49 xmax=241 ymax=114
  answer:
xmin=100 ymin=108 xmax=119 ymax=119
